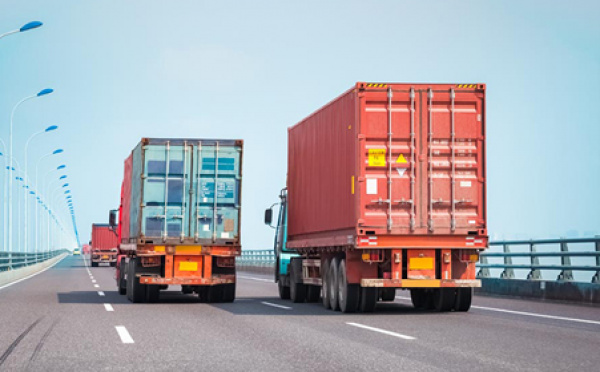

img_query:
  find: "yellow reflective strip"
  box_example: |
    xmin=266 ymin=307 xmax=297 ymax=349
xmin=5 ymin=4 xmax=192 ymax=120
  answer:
xmin=175 ymin=246 xmax=202 ymax=253
xmin=154 ymin=246 xmax=165 ymax=252
xmin=402 ymin=279 xmax=441 ymax=288
xmin=351 ymin=176 xmax=355 ymax=194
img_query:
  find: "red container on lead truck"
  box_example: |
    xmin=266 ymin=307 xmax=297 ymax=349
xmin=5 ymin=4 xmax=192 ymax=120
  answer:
xmin=112 ymin=138 xmax=243 ymax=303
xmin=266 ymin=82 xmax=487 ymax=312
xmin=90 ymin=224 xmax=118 ymax=267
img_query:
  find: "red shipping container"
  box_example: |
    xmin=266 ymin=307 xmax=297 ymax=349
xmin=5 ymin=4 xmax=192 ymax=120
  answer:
xmin=91 ymin=224 xmax=119 ymax=250
xmin=287 ymin=82 xmax=487 ymax=250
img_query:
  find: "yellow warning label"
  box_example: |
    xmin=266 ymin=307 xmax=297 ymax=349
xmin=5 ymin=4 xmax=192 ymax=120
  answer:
xmin=368 ymin=149 xmax=386 ymax=167
xmin=396 ymin=154 xmax=408 ymax=164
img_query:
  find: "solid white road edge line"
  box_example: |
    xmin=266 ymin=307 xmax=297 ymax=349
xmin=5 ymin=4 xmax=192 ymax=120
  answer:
xmin=98 ymin=291 xmax=105 ymax=296
xmin=238 ymin=276 xmax=273 ymax=283
xmin=346 ymin=322 xmax=416 ymax=340
xmin=395 ymin=296 xmax=600 ymax=326
xmin=261 ymin=301 xmax=292 ymax=310
xmin=104 ymin=303 xmax=114 ymax=312
xmin=115 ymin=326 xmax=134 ymax=344
xmin=0 ymin=254 xmax=67 ymax=291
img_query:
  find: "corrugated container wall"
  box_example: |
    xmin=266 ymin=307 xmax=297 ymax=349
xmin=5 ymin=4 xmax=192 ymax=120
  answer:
xmin=91 ymin=224 xmax=119 ymax=250
xmin=122 ymin=138 xmax=243 ymax=245
xmin=288 ymin=83 xmax=486 ymax=248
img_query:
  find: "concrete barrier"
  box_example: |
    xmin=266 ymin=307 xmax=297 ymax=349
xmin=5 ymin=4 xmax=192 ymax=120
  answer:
xmin=476 ymin=278 xmax=600 ymax=305
xmin=0 ymin=253 xmax=68 ymax=289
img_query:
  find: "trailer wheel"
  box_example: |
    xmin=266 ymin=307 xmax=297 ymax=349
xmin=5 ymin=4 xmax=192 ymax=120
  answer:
xmin=126 ymin=259 xmax=145 ymax=303
xmin=290 ymin=260 xmax=306 ymax=303
xmin=337 ymin=259 xmax=359 ymax=313
xmin=197 ymin=286 xmax=209 ymax=302
xmin=222 ymin=283 xmax=236 ymax=303
xmin=328 ymin=258 xmax=340 ymax=311
xmin=146 ymin=285 xmax=160 ymax=303
xmin=306 ymin=285 xmax=320 ymax=303
xmin=207 ymin=286 xmax=223 ymax=303
xmin=118 ymin=260 xmax=127 ymax=295
xmin=321 ymin=258 xmax=330 ymax=309
xmin=380 ymin=288 xmax=396 ymax=302
xmin=359 ymin=287 xmax=377 ymax=313
xmin=433 ymin=288 xmax=455 ymax=312
xmin=277 ymin=276 xmax=290 ymax=300
xmin=454 ymin=288 xmax=473 ymax=312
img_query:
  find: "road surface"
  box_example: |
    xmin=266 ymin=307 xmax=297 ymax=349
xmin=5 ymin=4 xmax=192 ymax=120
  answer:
xmin=0 ymin=255 xmax=598 ymax=371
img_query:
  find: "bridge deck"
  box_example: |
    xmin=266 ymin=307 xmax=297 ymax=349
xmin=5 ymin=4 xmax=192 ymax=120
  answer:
xmin=0 ymin=255 xmax=598 ymax=371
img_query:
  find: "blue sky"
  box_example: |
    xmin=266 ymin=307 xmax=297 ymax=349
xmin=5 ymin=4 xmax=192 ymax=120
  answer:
xmin=0 ymin=0 xmax=598 ymax=249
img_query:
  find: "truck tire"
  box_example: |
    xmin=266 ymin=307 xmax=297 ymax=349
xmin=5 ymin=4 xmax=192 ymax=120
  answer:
xmin=328 ymin=258 xmax=340 ymax=311
xmin=197 ymin=286 xmax=209 ymax=302
xmin=321 ymin=258 xmax=330 ymax=309
xmin=222 ymin=283 xmax=236 ymax=303
xmin=207 ymin=286 xmax=223 ymax=303
xmin=359 ymin=287 xmax=377 ymax=313
xmin=454 ymin=288 xmax=473 ymax=312
xmin=337 ymin=259 xmax=359 ymax=313
xmin=146 ymin=285 xmax=160 ymax=303
xmin=91 ymin=261 xmax=98 ymax=268
xmin=278 ymin=276 xmax=290 ymax=300
xmin=126 ymin=258 xmax=145 ymax=303
xmin=306 ymin=285 xmax=320 ymax=303
xmin=118 ymin=260 xmax=127 ymax=295
xmin=380 ymin=288 xmax=396 ymax=302
xmin=290 ymin=259 xmax=306 ymax=303
xmin=110 ymin=261 xmax=117 ymax=267
xmin=433 ymin=288 xmax=455 ymax=312
xmin=410 ymin=289 xmax=428 ymax=309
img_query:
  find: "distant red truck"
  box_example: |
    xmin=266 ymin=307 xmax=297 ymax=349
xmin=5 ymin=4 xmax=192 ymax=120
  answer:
xmin=91 ymin=224 xmax=119 ymax=267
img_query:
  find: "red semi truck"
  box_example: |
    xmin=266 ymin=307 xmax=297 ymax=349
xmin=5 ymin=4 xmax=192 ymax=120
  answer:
xmin=90 ymin=224 xmax=119 ymax=267
xmin=265 ymin=82 xmax=487 ymax=312
xmin=111 ymin=138 xmax=243 ymax=303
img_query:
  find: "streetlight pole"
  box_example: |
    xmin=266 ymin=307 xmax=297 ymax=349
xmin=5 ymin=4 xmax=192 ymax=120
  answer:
xmin=34 ymin=150 xmax=62 ymax=253
xmin=0 ymin=138 xmax=6 ymax=252
xmin=24 ymin=125 xmax=58 ymax=254
xmin=7 ymin=88 xmax=53 ymax=252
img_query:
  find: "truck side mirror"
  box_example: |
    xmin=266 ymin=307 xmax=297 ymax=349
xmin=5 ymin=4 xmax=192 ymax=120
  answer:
xmin=109 ymin=209 xmax=118 ymax=228
xmin=264 ymin=208 xmax=273 ymax=226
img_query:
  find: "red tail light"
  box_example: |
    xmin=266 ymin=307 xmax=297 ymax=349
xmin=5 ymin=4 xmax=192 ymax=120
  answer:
xmin=460 ymin=250 xmax=479 ymax=263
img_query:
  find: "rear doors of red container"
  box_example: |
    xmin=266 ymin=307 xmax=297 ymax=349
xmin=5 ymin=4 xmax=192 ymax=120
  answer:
xmin=358 ymin=84 xmax=485 ymax=236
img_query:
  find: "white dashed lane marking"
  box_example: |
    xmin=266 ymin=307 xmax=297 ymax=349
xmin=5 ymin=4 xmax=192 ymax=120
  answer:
xmin=346 ymin=322 xmax=416 ymax=340
xmin=115 ymin=326 xmax=134 ymax=344
xmin=261 ymin=301 xmax=292 ymax=310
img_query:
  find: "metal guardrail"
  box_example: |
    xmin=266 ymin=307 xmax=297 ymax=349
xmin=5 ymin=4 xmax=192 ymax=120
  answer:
xmin=238 ymin=250 xmax=275 ymax=268
xmin=240 ymin=237 xmax=600 ymax=283
xmin=0 ymin=250 xmax=69 ymax=272
xmin=478 ymin=237 xmax=600 ymax=283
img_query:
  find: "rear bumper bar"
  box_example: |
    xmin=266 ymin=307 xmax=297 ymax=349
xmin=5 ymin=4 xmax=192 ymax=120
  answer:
xmin=139 ymin=274 xmax=235 ymax=286
xmin=360 ymin=279 xmax=481 ymax=288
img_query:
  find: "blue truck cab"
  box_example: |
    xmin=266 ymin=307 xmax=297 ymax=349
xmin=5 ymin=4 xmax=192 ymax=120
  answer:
xmin=265 ymin=188 xmax=298 ymax=299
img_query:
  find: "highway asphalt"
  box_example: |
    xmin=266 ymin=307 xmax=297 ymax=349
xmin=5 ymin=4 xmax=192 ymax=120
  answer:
xmin=0 ymin=255 xmax=598 ymax=371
